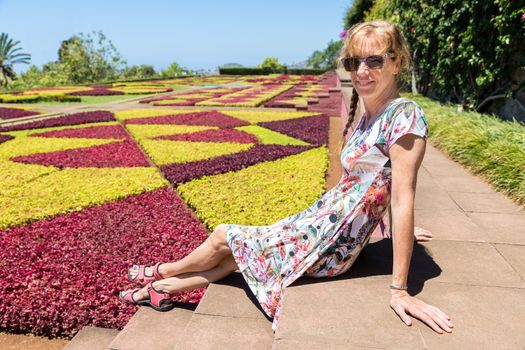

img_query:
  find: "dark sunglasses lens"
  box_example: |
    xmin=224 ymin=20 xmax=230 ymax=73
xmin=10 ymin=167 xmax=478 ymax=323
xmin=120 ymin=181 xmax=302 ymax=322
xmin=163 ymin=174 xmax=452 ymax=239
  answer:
xmin=348 ymin=57 xmax=360 ymax=71
xmin=342 ymin=58 xmax=352 ymax=71
xmin=366 ymin=55 xmax=385 ymax=69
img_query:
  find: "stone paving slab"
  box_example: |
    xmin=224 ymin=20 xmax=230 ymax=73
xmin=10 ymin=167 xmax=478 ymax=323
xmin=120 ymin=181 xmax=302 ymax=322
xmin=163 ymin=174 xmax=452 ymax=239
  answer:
xmin=494 ymin=244 xmax=525 ymax=281
xmin=107 ymin=306 xmax=194 ymax=350
xmin=194 ymin=273 xmax=272 ymax=320
xmin=415 ymin=282 xmax=525 ymax=349
xmin=275 ymin=277 xmax=426 ymax=349
xmin=409 ymin=240 xmax=525 ymax=288
xmin=63 ymin=326 xmax=118 ymax=350
xmin=272 ymin=338 xmax=385 ymax=349
xmin=173 ymin=313 xmax=273 ymax=350
xmin=448 ymin=192 xmax=523 ymax=214
xmin=414 ymin=209 xmax=484 ymax=242
xmin=467 ymin=212 xmax=525 ymax=245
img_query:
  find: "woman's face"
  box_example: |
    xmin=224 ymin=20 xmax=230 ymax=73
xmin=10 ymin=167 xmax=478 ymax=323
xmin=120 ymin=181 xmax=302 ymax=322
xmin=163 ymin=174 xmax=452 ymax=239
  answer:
xmin=348 ymin=36 xmax=400 ymax=101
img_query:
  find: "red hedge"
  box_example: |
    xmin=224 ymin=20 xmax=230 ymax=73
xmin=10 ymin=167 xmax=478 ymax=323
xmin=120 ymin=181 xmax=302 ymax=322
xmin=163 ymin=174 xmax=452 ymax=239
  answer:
xmin=12 ymin=140 xmax=150 ymax=168
xmin=0 ymin=111 xmax=116 ymax=132
xmin=124 ymin=111 xmax=249 ymax=128
xmin=259 ymin=115 xmax=329 ymax=146
xmin=30 ymin=125 xmax=130 ymax=139
xmin=0 ymin=187 xmax=209 ymax=338
xmin=155 ymin=128 xmax=258 ymax=144
xmin=161 ymin=144 xmax=312 ymax=185
xmin=0 ymin=107 xmax=39 ymax=120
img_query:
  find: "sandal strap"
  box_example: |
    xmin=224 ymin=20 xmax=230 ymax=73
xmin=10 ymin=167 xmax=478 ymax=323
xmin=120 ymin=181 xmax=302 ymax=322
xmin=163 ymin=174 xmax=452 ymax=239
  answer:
xmin=146 ymin=282 xmax=171 ymax=308
xmin=120 ymin=288 xmax=141 ymax=305
xmin=153 ymin=262 xmax=164 ymax=280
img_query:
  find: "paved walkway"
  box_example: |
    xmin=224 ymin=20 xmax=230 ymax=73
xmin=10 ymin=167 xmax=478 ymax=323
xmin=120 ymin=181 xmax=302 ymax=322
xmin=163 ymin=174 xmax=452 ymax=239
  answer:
xmin=274 ymin=86 xmax=525 ymax=349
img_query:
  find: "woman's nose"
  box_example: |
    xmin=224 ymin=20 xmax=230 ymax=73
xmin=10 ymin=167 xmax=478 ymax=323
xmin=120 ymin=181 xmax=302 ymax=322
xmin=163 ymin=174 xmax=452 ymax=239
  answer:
xmin=356 ymin=62 xmax=369 ymax=76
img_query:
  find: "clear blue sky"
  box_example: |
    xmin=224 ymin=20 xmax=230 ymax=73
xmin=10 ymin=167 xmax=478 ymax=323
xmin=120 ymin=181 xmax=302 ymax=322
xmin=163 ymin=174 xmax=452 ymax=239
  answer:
xmin=0 ymin=0 xmax=351 ymax=73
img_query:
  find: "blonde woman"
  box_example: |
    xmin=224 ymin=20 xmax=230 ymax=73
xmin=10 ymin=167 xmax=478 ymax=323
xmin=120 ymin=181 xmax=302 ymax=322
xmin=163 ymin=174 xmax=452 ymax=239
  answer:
xmin=120 ymin=21 xmax=453 ymax=335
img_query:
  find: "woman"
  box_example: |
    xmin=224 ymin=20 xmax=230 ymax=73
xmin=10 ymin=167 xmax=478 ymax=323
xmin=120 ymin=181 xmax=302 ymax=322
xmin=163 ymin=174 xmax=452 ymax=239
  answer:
xmin=120 ymin=20 xmax=453 ymax=335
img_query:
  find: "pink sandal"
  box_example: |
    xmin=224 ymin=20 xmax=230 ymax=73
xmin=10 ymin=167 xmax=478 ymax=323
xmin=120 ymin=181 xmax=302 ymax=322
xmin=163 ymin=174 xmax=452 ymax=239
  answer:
xmin=127 ymin=262 xmax=164 ymax=286
xmin=119 ymin=282 xmax=174 ymax=312
xmin=119 ymin=288 xmax=149 ymax=307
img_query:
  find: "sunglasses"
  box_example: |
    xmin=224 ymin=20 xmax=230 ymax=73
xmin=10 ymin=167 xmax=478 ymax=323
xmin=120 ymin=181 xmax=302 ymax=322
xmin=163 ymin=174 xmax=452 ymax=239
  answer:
xmin=341 ymin=53 xmax=396 ymax=72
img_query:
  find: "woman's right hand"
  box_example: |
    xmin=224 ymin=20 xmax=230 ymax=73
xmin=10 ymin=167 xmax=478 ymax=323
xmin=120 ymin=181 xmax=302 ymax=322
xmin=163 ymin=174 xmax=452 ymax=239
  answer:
xmin=389 ymin=290 xmax=454 ymax=334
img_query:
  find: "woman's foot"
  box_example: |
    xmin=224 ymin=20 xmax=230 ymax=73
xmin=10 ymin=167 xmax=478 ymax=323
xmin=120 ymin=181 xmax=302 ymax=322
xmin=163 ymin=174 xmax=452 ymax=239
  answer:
xmin=127 ymin=262 xmax=165 ymax=286
xmin=119 ymin=282 xmax=175 ymax=312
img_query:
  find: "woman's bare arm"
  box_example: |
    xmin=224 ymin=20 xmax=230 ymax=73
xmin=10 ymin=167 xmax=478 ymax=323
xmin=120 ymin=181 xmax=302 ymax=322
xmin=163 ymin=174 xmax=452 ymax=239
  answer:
xmin=388 ymin=134 xmax=453 ymax=334
xmin=389 ymin=134 xmax=425 ymax=287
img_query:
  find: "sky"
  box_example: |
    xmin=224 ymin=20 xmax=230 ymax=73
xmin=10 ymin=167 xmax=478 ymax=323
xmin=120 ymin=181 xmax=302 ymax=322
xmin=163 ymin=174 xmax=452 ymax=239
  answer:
xmin=0 ymin=0 xmax=351 ymax=73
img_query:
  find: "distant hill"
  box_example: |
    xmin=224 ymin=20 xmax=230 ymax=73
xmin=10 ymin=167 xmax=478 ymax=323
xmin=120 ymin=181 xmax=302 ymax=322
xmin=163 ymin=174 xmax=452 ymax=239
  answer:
xmin=221 ymin=62 xmax=244 ymax=67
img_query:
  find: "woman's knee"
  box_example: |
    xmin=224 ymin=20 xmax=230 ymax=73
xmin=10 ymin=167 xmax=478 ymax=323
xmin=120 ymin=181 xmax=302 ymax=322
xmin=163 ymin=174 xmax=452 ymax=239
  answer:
xmin=209 ymin=224 xmax=230 ymax=252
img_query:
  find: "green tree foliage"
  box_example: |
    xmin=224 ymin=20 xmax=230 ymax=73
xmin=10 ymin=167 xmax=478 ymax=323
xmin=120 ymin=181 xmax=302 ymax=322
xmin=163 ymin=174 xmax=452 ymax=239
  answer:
xmin=364 ymin=0 xmax=525 ymax=108
xmin=257 ymin=56 xmax=285 ymax=72
xmin=121 ymin=65 xmax=157 ymax=79
xmin=307 ymin=40 xmax=343 ymax=69
xmin=161 ymin=62 xmax=192 ymax=78
xmin=58 ymin=30 xmax=126 ymax=84
xmin=344 ymin=0 xmax=375 ymax=29
xmin=0 ymin=33 xmax=31 ymax=87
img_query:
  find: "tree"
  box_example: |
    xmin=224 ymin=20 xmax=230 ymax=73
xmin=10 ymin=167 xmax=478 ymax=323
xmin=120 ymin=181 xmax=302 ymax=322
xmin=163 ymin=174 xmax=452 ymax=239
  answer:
xmin=161 ymin=62 xmax=192 ymax=78
xmin=121 ymin=65 xmax=157 ymax=79
xmin=343 ymin=0 xmax=375 ymax=29
xmin=0 ymin=33 xmax=31 ymax=87
xmin=307 ymin=40 xmax=343 ymax=69
xmin=58 ymin=30 xmax=126 ymax=83
xmin=257 ymin=56 xmax=285 ymax=72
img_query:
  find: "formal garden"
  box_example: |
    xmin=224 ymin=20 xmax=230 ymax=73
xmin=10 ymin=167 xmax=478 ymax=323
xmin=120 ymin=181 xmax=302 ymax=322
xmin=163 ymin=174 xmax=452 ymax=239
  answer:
xmin=0 ymin=0 xmax=523 ymax=347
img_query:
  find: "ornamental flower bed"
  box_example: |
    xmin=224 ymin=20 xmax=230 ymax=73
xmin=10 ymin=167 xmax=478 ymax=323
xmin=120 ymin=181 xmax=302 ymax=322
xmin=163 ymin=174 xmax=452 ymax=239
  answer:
xmin=0 ymin=104 xmax=331 ymax=340
xmin=259 ymin=114 xmax=330 ymax=146
xmin=0 ymin=187 xmax=208 ymax=338
xmin=0 ymin=110 xmax=116 ymax=132
xmin=196 ymin=84 xmax=293 ymax=107
xmin=0 ymin=106 xmax=40 ymax=120
xmin=177 ymin=146 xmax=328 ymax=229
xmin=70 ymin=85 xmax=124 ymax=96
xmin=140 ymin=86 xmax=250 ymax=107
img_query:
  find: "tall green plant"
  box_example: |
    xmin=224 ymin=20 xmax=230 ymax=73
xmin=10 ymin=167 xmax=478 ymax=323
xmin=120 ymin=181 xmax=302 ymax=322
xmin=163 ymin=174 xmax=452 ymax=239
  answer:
xmin=364 ymin=0 xmax=525 ymax=109
xmin=0 ymin=33 xmax=31 ymax=87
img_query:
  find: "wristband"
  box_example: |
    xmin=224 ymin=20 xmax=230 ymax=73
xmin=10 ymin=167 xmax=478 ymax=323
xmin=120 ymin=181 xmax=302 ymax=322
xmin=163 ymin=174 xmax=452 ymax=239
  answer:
xmin=390 ymin=283 xmax=408 ymax=290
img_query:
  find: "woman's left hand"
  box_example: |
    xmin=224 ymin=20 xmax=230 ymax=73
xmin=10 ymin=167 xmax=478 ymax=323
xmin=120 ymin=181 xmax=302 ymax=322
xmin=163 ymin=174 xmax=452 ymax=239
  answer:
xmin=389 ymin=290 xmax=454 ymax=334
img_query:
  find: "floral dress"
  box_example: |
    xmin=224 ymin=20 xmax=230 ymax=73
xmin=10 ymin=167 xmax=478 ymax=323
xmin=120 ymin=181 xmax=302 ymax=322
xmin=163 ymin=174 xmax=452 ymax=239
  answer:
xmin=225 ymin=97 xmax=428 ymax=332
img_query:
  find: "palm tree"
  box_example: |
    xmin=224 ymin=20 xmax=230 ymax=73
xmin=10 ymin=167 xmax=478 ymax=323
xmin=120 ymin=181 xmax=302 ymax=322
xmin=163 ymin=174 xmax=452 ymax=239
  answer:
xmin=0 ymin=33 xmax=31 ymax=87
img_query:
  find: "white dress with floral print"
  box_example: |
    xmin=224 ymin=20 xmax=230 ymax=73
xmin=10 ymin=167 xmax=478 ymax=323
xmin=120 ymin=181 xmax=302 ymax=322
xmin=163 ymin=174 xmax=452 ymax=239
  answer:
xmin=225 ymin=97 xmax=429 ymax=331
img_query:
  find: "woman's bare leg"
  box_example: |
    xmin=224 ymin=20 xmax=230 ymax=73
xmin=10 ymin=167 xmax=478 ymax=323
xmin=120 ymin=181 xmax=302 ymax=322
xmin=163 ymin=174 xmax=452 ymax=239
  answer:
xmin=129 ymin=224 xmax=234 ymax=279
xmin=130 ymin=254 xmax=238 ymax=302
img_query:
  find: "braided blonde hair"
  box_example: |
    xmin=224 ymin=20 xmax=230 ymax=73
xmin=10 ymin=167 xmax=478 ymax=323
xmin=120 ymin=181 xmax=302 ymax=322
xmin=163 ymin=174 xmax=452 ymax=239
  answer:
xmin=337 ymin=20 xmax=411 ymax=154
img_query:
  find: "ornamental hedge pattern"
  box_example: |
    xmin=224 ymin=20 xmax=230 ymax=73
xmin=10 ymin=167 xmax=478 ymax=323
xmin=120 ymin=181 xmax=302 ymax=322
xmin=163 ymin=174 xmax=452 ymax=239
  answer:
xmin=0 ymin=187 xmax=208 ymax=338
xmin=176 ymin=146 xmax=328 ymax=229
xmin=0 ymin=83 xmax=333 ymax=339
xmin=0 ymin=106 xmax=40 ymax=120
xmin=0 ymin=111 xmax=116 ymax=132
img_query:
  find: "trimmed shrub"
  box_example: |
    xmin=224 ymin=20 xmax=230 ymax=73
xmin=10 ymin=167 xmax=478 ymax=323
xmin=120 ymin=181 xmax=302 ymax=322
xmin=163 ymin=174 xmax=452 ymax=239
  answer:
xmin=176 ymin=146 xmax=328 ymax=229
xmin=0 ymin=187 xmax=207 ymax=338
xmin=0 ymin=111 xmax=116 ymax=132
xmin=161 ymin=144 xmax=313 ymax=185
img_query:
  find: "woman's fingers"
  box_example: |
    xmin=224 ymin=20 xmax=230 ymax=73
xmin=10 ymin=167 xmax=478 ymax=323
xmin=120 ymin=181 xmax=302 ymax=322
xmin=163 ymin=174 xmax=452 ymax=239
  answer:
xmin=414 ymin=226 xmax=433 ymax=241
xmin=391 ymin=304 xmax=412 ymax=326
xmin=422 ymin=307 xmax=454 ymax=332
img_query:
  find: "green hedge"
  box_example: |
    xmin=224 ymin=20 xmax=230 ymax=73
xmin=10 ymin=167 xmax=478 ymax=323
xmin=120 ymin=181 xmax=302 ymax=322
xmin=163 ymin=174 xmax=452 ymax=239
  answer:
xmin=406 ymin=93 xmax=525 ymax=206
xmin=0 ymin=94 xmax=81 ymax=103
xmin=218 ymin=67 xmax=328 ymax=75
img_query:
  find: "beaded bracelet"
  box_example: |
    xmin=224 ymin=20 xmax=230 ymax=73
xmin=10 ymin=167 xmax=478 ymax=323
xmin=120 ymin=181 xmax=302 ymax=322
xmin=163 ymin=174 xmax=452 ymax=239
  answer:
xmin=390 ymin=283 xmax=408 ymax=290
